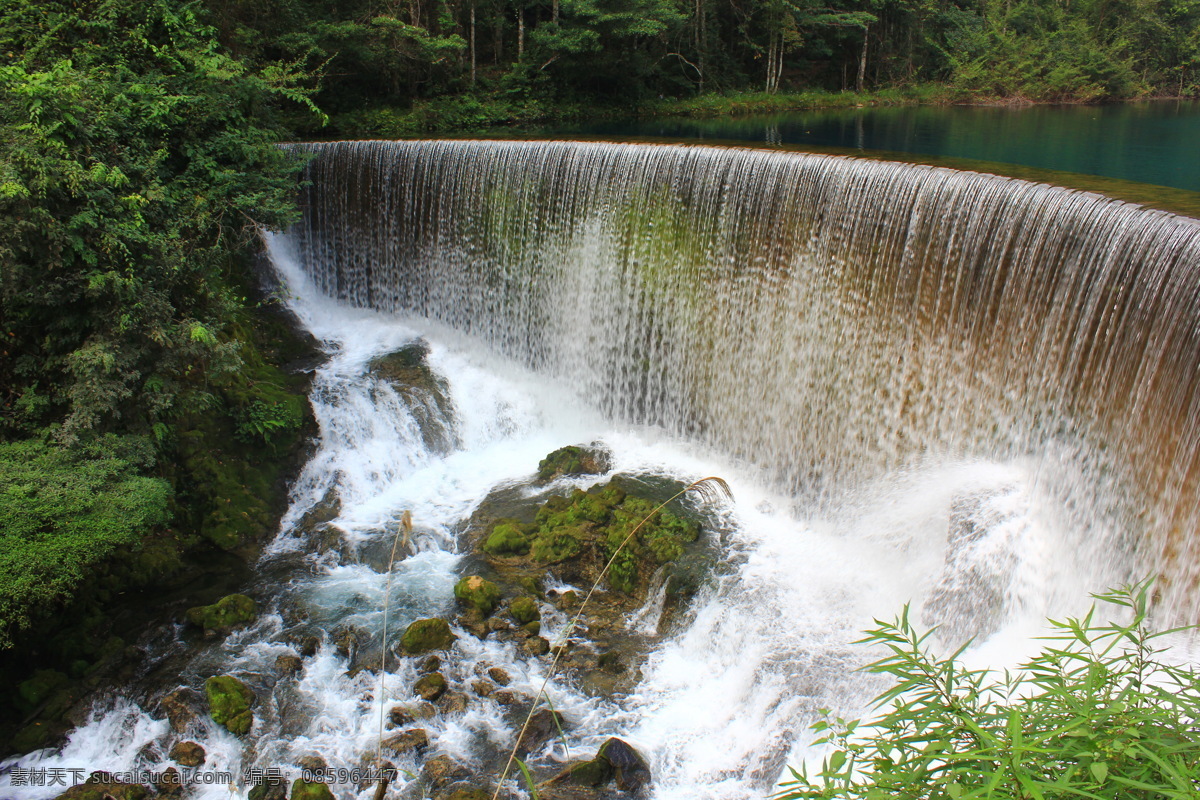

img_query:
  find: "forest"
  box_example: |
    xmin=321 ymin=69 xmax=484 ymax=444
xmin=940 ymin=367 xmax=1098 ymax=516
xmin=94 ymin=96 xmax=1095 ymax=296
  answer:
xmin=0 ymin=0 xmax=1199 ymax=761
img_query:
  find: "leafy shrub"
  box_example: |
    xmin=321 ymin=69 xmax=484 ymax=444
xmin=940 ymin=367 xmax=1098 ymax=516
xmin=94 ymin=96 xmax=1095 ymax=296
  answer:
xmin=779 ymin=581 xmax=1200 ymax=799
xmin=0 ymin=436 xmax=171 ymax=647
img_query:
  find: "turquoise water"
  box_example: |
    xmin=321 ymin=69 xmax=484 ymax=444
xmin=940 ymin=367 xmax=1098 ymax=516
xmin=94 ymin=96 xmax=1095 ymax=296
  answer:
xmin=562 ymin=101 xmax=1200 ymax=192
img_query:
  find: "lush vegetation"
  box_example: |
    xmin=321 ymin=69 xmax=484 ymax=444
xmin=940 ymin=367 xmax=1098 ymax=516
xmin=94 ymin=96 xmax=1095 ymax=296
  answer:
xmin=0 ymin=0 xmax=320 ymax=749
xmin=201 ymin=0 xmax=1200 ymax=138
xmin=779 ymin=582 xmax=1200 ymax=799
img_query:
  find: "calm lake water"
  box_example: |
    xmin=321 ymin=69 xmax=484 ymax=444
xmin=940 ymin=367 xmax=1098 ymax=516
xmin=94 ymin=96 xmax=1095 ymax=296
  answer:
xmin=561 ymin=101 xmax=1200 ymax=192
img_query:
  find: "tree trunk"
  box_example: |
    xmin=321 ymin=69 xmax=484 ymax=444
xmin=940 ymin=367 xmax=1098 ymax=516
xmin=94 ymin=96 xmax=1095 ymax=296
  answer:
xmin=553 ymin=0 xmax=559 ymax=24
xmin=470 ymin=1 xmax=477 ymax=86
xmin=518 ymin=8 xmax=525 ymax=57
xmin=856 ymin=24 xmax=869 ymax=93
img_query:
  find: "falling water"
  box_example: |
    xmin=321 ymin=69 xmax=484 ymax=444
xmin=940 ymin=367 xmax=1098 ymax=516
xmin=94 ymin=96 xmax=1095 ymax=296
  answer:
xmin=6 ymin=140 xmax=1200 ymax=800
xmin=293 ymin=139 xmax=1200 ymax=611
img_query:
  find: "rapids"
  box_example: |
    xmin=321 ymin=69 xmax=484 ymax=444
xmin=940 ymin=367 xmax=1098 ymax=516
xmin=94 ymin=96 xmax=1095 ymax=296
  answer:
xmin=5 ymin=140 xmax=1200 ymax=799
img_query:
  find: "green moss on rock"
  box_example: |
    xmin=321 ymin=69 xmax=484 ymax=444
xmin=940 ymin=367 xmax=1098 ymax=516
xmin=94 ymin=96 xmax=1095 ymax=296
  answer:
xmin=401 ymin=618 xmax=456 ymax=654
xmin=454 ymin=576 xmax=503 ymax=615
xmin=185 ymin=594 xmax=256 ymax=632
xmin=510 ymin=596 xmax=540 ymax=625
xmin=289 ymin=779 xmax=334 ymax=800
xmin=482 ymin=522 xmax=530 ymax=555
xmin=205 ymin=675 xmax=254 ymax=735
xmin=536 ymin=444 xmax=611 ymax=482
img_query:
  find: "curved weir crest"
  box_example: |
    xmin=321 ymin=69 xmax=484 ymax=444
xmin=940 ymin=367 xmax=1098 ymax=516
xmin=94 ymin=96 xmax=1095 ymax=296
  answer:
xmin=293 ymin=139 xmax=1200 ymax=612
xmin=5 ymin=139 xmax=1200 ymax=800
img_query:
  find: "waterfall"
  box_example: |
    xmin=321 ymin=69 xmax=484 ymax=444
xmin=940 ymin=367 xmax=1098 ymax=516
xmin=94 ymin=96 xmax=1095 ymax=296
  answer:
xmin=292 ymin=139 xmax=1200 ymax=614
xmin=7 ymin=139 xmax=1200 ymax=800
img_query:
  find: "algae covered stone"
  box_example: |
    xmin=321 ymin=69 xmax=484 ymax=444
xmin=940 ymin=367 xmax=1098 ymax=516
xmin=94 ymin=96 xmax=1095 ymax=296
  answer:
xmin=401 ymin=617 xmax=456 ymax=654
xmin=290 ymin=779 xmax=334 ymax=800
xmin=536 ymin=444 xmax=611 ymax=482
xmin=454 ymin=576 xmax=503 ymax=615
xmin=185 ymin=594 xmax=257 ymax=632
xmin=482 ymin=521 xmax=531 ymax=555
xmin=204 ymin=675 xmax=254 ymax=735
xmin=510 ymin=596 xmax=540 ymax=625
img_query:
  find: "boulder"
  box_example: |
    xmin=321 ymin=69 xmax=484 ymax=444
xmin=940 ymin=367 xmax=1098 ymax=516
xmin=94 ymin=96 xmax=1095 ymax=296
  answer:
xmin=290 ymin=779 xmax=335 ymax=800
xmin=158 ymin=689 xmax=202 ymax=733
xmin=598 ymin=737 xmax=651 ymax=792
xmin=51 ymin=772 xmax=149 ymax=800
xmin=204 ymin=675 xmax=254 ymax=735
xmin=275 ymin=654 xmax=303 ymax=676
xmin=516 ymin=707 xmax=566 ymax=755
xmin=414 ymin=672 xmax=447 ymax=701
xmin=185 ymin=594 xmax=256 ymax=633
xmin=454 ymin=576 xmax=503 ymax=616
xmin=381 ymin=728 xmax=429 ymax=756
xmin=536 ymin=444 xmax=611 ymax=482
xmin=510 ymin=596 xmax=540 ymax=625
xmin=169 ymin=740 xmax=205 ymax=767
xmin=401 ymin=618 xmax=456 ymax=654
xmin=483 ymin=521 xmax=532 ymax=556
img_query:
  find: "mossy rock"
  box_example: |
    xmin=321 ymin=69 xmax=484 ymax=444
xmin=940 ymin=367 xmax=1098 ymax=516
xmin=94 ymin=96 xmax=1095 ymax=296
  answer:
xmin=453 ymin=576 xmax=503 ymax=616
xmin=52 ymin=776 xmax=150 ymax=800
xmin=482 ymin=521 xmax=531 ymax=555
xmin=510 ymin=596 xmax=540 ymax=625
xmin=536 ymin=444 xmax=611 ymax=482
xmin=401 ymin=618 xmax=456 ymax=654
xmin=443 ymin=791 xmax=490 ymax=800
xmin=414 ymin=672 xmax=447 ymax=701
xmin=545 ymin=757 xmax=614 ymax=788
xmin=16 ymin=669 xmax=70 ymax=714
xmin=204 ymin=675 xmax=254 ymax=735
xmin=185 ymin=594 xmax=257 ymax=632
xmin=290 ymin=779 xmax=334 ymax=800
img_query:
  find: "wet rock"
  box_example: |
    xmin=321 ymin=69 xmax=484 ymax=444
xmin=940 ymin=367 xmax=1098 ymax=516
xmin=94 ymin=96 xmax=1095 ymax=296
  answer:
xmin=423 ymin=755 xmax=470 ymax=790
xmin=487 ymin=616 xmax=513 ymax=633
xmin=296 ymin=756 xmax=327 ymax=775
xmin=154 ymin=767 xmax=183 ymax=798
xmin=523 ymin=620 xmax=542 ymax=637
xmin=169 ymin=740 xmax=205 ymax=767
xmin=247 ymin=771 xmax=288 ymax=800
xmin=522 ymin=636 xmax=551 ymax=657
xmin=367 ymin=341 xmax=456 ymax=453
xmin=516 ymin=707 xmax=566 ymax=755
xmin=536 ymin=444 xmax=611 ymax=482
xmin=544 ymin=756 xmax=613 ymax=788
xmin=482 ymin=521 xmax=532 ymax=556
xmin=185 ymin=594 xmax=257 ymax=634
xmin=457 ymin=610 xmax=490 ymax=639
xmin=414 ymin=672 xmax=447 ymax=701
xmin=454 ymin=576 xmax=503 ymax=616
xmin=418 ymin=654 xmax=442 ymax=673
xmin=381 ymin=728 xmax=428 ymax=756
xmin=510 ymin=596 xmax=540 ymax=625
xmin=158 ymin=689 xmax=202 ymax=733
xmin=298 ymin=635 xmax=321 ymax=658
xmin=492 ymin=690 xmax=530 ymax=707
xmin=52 ymin=772 xmax=150 ymax=800
xmin=598 ymin=737 xmax=651 ymax=792
xmin=439 ymin=788 xmax=492 ymax=800
xmin=471 ymin=680 xmax=495 ymax=697
xmin=347 ymin=650 xmax=402 ymax=678
xmin=401 ymin=618 xmax=456 ymax=654
xmin=290 ymin=779 xmax=335 ymax=800
xmin=439 ymin=691 xmax=469 ymax=714
xmin=205 ymin=675 xmax=254 ymax=735
xmin=550 ymin=589 xmax=581 ymax=611
xmin=922 ymin=488 xmax=1018 ymax=645
xmin=354 ymin=760 xmax=396 ymax=791
xmin=332 ymin=625 xmax=363 ymax=659
xmin=275 ymin=654 xmax=303 ymax=676
xmin=486 ymin=667 xmax=512 ymax=685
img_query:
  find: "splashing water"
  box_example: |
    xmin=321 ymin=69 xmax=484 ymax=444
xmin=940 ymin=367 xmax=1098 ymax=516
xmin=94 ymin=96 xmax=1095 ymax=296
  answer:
xmin=5 ymin=141 xmax=1198 ymax=799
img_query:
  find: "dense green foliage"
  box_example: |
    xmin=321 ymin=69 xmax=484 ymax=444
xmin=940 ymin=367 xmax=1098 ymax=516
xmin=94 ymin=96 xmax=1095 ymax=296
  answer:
xmin=0 ymin=436 xmax=171 ymax=646
xmin=0 ymin=0 xmax=317 ymax=440
xmin=199 ymin=0 xmax=1199 ymax=132
xmin=779 ymin=582 xmax=1200 ymax=799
